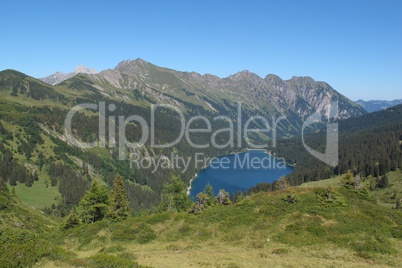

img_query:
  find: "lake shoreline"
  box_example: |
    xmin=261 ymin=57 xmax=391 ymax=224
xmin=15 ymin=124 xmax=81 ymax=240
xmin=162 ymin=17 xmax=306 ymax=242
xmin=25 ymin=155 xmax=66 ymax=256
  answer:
xmin=186 ymin=173 xmax=197 ymax=196
xmin=186 ymin=148 xmax=285 ymax=197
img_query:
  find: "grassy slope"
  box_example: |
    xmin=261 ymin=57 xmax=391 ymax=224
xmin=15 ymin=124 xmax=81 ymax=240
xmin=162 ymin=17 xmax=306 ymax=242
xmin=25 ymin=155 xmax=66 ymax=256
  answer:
xmin=10 ymin=178 xmax=60 ymax=210
xmin=0 ymin=193 xmax=58 ymax=232
xmin=37 ymin=185 xmax=402 ymax=268
xmin=301 ymin=170 xmax=402 ymax=209
xmin=0 ymin=189 xmax=65 ymax=268
xmin=370 ymin=171 xmax=402 ymax=208
xmin=1 ymin=170 xmax=401 ymax=267
xmin=2 ymin=120 xmax=62 ymax=209
xmin=299 ymin=175 xmax=342 ymax=188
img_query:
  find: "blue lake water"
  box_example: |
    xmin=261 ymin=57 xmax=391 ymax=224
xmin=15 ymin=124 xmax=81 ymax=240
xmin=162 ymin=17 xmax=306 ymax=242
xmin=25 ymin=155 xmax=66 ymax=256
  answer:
xmin=189 ymin=150 xmax=294 ymax=198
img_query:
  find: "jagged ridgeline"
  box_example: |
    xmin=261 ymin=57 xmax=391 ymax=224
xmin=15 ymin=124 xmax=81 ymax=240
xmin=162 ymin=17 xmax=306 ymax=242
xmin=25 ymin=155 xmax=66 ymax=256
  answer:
xmin=0 ymin=59 xmax=365 ymax=213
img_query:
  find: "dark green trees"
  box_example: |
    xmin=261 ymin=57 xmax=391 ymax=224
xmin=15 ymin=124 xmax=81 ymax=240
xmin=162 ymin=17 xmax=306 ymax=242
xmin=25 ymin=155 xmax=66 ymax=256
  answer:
xmin=63 ymin=174 xmax=131 ymax=228
xmin=189 ymin=192 xmax=209 ymax=214
xmin=377 ymin=175 xmax=389 ymax=188
xmin=203 ymin=183 xmax=215 ymax=206
xmin=274 ymin=177 xmax=290 ymax=191
xmin=0 ymin=177 xmax=6 ymax=193
xmin=78 ymin=181 xmax=110 ymax=224
xmin=62 ymin=208 xmax=80 ymax=229
xmin=109 ymin=174 xmax=130 ymax=220
xmin=161 ymin=175 xmax=190 ymax=212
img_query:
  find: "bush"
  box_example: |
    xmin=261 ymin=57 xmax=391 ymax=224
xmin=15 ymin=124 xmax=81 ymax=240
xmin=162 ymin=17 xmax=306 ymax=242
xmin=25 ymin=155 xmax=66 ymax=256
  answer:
xmin=143 ymin=212 xmax=170 ymax=224
xmin=0 ymin=195 xmax=9 ymax=210
xmin=71 ymin=253 xmax=144 ymax=268
xmin=98 ymin=245 xmax=125 ymax=254
xmin=0 ymin=227 xmax=62 ymax=267
xmin=315 ymin=187 xmax=345 ymax=207
xmin=272 ymin=248 xmax=290 ymax=255
xmin=351 ymin=236 xmax=396 ymax=254
xmin=110 ymin=222 xmax=156 ymax=244
xmin=390 ymin=227 xmax=402 ymax=238
xmin=282 ymin=191 xmax=298 ymax=204
xmin=136 ymin=225 xmax=157 ymax=244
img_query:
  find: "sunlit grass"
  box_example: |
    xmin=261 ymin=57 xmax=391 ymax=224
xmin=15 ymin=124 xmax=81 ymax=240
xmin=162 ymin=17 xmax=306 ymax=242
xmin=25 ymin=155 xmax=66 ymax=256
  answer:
xmin=11 ymin=177 xmax=61 ymax=210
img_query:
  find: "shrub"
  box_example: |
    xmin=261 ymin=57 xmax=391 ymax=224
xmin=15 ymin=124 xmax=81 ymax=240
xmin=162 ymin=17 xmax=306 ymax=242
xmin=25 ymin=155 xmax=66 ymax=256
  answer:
xmin=143 ymin=212 xmax=170 ymax=224
xmin=272 ymin=248 xmax=290 ymax=255
xmin=110 ymin=222 xmax=156 ymax=244
xmin=351 ymin=236 xmax=396 ymax=254
xmin=72 ymin=253 xmax=143 ymax=268
xmin=98 ymin=245 xmax=125 ymax=254
xmin=390 ymin=226 xmax=402 ymax=238
xmin=315 ymin=187 xmax=345 ymax=207
xmin=282 ymin=191 xmax=299 ymax=204
xmin=0 ymin=227 xmax=63 ymax=267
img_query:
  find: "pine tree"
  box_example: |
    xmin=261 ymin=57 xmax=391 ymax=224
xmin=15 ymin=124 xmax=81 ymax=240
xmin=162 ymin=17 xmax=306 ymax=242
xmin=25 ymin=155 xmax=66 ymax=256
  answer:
xmin=63 ymin=208 xmax=80 ymax=229
xmin=9 ymin=175 xmax=16 ymax=186
xmin=189 ymin=192 xmax=208 ymax=214
xmin=235 ymin=190 xmax=244 ymax=203
xmin=274 ymin=176 xmax=290 ymax=190
xmin=0 ymin=121 xmax=5 ymax=136
xmin=203 ymin=183 xmax=214 ymax=206
xmin=33 ymin=170 xmax=39 ymax=181
xmin=340 ymin=171 xmax=355 ymax=189
xmin=161 ymin=175 xmax=190 ymax=212
xmin=78 ymin=181 xmax=110 ymax=223
xmin=109 ymin=174 xmax=130 ymax=220
xmin=24 ymin=174 xmax=33 ymax=187
xmin=36 ymin=152 xmax=45 ymax=170
xmin=0 ymin=177 xmax=7 ymax=194
xmin=377 ymin=175 xmax=389 ymax=188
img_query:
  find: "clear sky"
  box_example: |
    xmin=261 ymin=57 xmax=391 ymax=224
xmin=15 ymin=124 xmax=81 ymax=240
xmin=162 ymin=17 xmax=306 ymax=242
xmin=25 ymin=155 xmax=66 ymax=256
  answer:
xmin=1 ymin=0 xmax=401 ymax=101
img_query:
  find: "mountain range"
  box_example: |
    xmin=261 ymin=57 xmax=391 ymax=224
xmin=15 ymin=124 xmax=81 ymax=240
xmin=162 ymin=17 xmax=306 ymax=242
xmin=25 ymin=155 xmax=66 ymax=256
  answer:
xmin=355 ymin=99 xmax=402 ymax=112
xmin=40 ymin=58 xmax=365 ymax=123
xmin=41 ymin=59 xmax=402 ymax=116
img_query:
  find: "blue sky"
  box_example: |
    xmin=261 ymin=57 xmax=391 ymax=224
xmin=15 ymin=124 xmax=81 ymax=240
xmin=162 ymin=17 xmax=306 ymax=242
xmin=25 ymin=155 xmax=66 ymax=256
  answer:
xmin=1 ymin=0 xmax=401 ymax=100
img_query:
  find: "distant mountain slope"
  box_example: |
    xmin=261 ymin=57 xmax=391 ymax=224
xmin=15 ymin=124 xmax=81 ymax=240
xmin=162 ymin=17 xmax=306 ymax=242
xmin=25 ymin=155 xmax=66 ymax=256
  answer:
xmin=356 ymin=99 xmax=402 ymax=112
xmin=39 ymin=65 xmax=97 ymax=85
xmin=273 ymin=104 xmax=402 ymax=185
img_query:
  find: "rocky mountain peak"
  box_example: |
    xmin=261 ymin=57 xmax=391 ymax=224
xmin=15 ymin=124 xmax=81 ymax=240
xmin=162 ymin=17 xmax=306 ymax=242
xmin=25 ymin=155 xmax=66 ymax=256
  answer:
xmin=114 ymin=58 xmax=151 ymax=76
xmin=74 ymin=65 xmax=98 ymax=74
xmin=264 ymin=74 xmax=283 ymax=85
xmin=228 ymin=70 xmax=262 ymax=82
xmin=288 ymin=76 xmax=315 ymax=85
xmin=39 ymin=65 xmax=98 ymax=85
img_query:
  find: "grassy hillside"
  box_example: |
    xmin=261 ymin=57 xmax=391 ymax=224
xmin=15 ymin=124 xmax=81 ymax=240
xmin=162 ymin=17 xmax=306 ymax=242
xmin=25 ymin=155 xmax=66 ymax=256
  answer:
xmin=0 ymin=181 xmax=64 ymax=268
xmin=300 ymin=175 xmax=342 ymax=188
xmin=30 ymin=181 xmax=401 ymax=267
xmin=370 ymin=171 xmax=402 ymax=209
xmin=1 ymin=170 xmax=402 ymax=267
